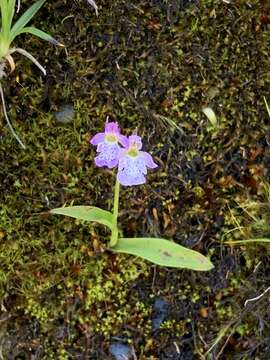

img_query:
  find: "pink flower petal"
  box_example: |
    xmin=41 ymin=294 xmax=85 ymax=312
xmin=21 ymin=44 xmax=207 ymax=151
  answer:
xmin=128 ymin=135 xmax=142 ymax=150
xmin=141 ymin=151 xmax=158 ymax=168
xmin=105 ymin=122 xmax=120 ymax=135
xmin=118 ymin=134 xmax=129 ymax=148
xmin=90 ymin=132 xmax=105 ymax=145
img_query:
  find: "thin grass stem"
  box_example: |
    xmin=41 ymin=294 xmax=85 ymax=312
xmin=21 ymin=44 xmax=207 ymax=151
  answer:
xmin=87 ymin=0 xmax=98 ymax=16
xmin=0 ymin=82 xmax=26 ymax=149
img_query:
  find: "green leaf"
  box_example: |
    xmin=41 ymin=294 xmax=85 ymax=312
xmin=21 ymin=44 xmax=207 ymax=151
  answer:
xmin=10 ymin=0 xmax=46 ymax=41
xmin=50 ymin=206 xmax=114 ymax=230
xmin=7 ymin=0 xmax=16 ymax=31
xmin=15 ymin=26 xmax=64 ymax=46
xmin=0 ymin=1 xmax=11 ymax=35
xmin=110 ymin=237 xmax=214 ymax=271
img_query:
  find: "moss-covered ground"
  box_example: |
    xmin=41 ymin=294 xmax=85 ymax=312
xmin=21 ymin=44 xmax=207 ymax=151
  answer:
xmin=1 ymin=0 xmax=270 ymax=358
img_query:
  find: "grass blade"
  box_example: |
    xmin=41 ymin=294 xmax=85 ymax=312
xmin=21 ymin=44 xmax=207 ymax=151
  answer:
xmin=10 ymin=0 xmax=46 ymax=40
xmin=225 ymin=238 xmax=270 ymax=245
xmin=16 ymin=26 xmax=64 ymax=46
xmin=0 ymin=0 xmax=10 ymax=34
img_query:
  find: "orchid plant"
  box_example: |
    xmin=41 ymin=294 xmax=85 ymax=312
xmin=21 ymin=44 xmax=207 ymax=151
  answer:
xmin=51 ymin=121 xmax=214 ymax=271
xmin=0 ymin=0 xmax=63 ymax=148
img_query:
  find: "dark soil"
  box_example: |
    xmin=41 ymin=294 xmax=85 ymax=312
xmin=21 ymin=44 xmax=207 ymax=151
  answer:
xmin=1 ymin=0 xmax=270 ymax=359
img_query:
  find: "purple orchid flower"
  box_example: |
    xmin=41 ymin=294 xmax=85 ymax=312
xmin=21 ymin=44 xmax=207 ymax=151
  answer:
xmin=117 ymin=135 xmax=158 ymax=186
xmin=90 ymin=122 xmax=127 ymax=168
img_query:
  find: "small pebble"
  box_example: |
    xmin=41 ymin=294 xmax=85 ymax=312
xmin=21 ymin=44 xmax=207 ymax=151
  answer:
xmin=109 ymin=343 xmax=132 ymax=360
xmin=152 ymin=298 xmax=169 ymax=331
xmin=54 ymin=104 xmax=75 ymax=124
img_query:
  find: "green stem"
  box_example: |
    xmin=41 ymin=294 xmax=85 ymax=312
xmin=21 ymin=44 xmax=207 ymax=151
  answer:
xmin=110 ymin=179 xmax=120 ymax=247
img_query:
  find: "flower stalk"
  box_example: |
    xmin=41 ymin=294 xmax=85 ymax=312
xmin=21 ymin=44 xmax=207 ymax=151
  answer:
xmin=110 ymin=179 xmax=120 ymax=247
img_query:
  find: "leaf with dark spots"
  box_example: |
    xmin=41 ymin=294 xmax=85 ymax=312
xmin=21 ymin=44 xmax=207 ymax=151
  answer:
xmin=110 ymin=237 xmax=214 ymax=271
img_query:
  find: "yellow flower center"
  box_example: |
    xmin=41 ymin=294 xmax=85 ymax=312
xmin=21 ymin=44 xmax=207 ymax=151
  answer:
xmin=127 ymin=148 xmax=139 ymax=157
xmin=105 ymin=134 xmax=117 ymax=143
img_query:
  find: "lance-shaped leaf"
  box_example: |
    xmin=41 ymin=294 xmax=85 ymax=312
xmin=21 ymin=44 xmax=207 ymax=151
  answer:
xmin=51 ymin=206 xmax=114 ymax=230
xmin=110 ymin=237 xmax=214 ymax=271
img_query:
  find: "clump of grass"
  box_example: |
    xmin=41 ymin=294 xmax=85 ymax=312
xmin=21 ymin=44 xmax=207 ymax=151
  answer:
xmin=0 ymin=0 xmax=63 ymax=149
xmin=223 ymin=182 xmax=270 ymax=245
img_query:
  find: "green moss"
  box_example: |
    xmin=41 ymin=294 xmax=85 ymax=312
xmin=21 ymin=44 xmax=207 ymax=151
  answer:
xmin=24 ymin=298 xmax=50 ymax=322
xmin=1 ymin=0 xmax=270 ymax=357
xmin=78 ymin=255 xmax=150 ymax=336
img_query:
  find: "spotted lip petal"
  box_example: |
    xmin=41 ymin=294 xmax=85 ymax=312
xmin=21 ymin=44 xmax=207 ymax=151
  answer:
xmin=117 ymin=171 xmax=146 ymax=186
xmin=95 ymin=142 xmax=121 ymax=168
xmin=116 ymin=137 xmax=158 ymax=186
xmin=117 ymin=153 xmax=147 ymax=186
